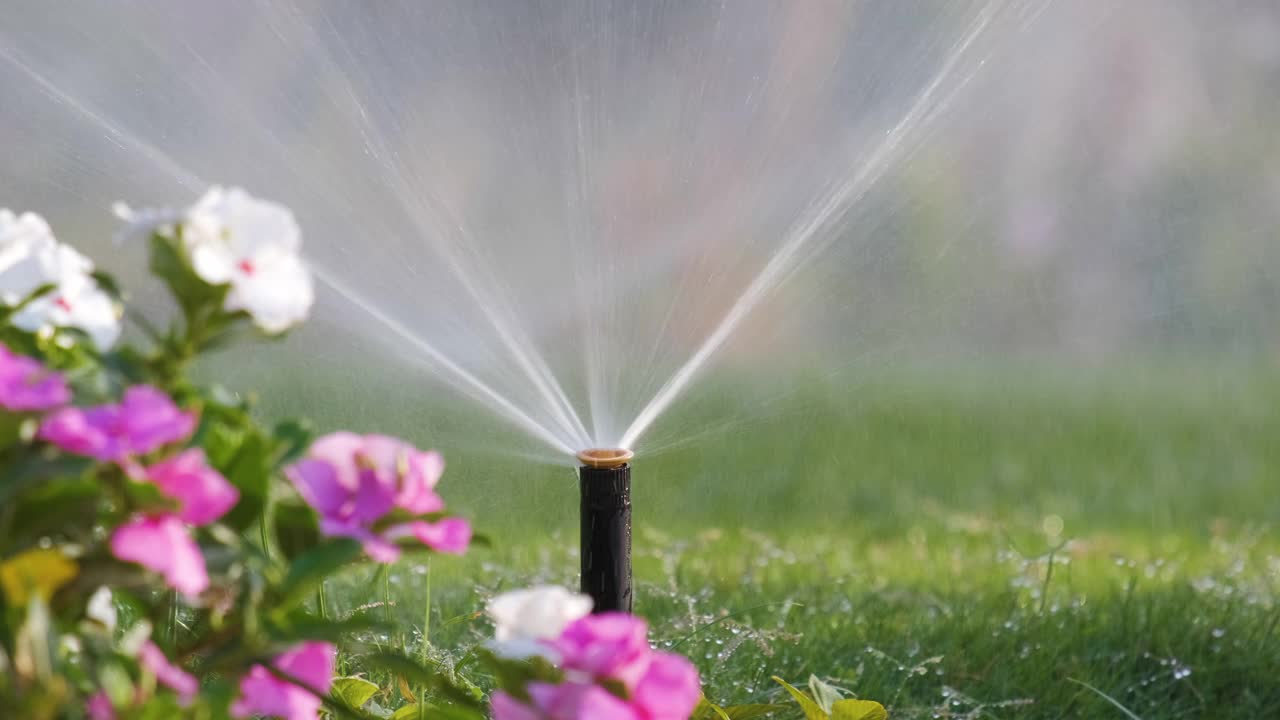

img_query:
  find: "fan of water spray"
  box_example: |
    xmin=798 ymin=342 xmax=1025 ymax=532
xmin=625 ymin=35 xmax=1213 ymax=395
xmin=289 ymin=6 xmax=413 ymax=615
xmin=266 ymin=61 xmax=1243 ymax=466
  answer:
xmin=3 ymin=1 xmax=1272 ymax=463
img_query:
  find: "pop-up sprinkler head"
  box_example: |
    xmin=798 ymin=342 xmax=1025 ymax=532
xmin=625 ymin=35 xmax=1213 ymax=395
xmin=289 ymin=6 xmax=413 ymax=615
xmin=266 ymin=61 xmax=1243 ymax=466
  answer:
xmin=578 ymin=448 xmax=634 ymax=613
xmin=576 ymin=448 xmax=634 ymax=468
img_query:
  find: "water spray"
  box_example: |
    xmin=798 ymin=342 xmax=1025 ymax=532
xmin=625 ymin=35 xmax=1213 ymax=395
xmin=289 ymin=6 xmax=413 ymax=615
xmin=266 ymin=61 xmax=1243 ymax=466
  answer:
xmin=577 ymin=448 xmax=634 ymax=613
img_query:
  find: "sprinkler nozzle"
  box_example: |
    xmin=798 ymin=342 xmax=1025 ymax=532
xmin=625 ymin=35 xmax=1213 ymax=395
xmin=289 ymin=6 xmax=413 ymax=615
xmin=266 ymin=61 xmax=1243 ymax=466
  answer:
xmin=576 ymin=448 xmax=634 ymax=468
xmin=578 ymin=448 xmax=633 ymax=613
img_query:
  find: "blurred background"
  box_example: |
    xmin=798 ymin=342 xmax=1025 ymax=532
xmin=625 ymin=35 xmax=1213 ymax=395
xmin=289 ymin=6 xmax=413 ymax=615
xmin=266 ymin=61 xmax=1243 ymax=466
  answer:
xmin=1 ymin=0 xmax=1277 ymax=526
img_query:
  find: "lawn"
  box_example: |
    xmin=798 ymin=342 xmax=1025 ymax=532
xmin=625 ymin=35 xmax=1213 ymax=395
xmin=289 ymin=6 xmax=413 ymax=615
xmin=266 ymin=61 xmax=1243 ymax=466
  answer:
xmin=240 ymin=361 xmax=1280 ymax=719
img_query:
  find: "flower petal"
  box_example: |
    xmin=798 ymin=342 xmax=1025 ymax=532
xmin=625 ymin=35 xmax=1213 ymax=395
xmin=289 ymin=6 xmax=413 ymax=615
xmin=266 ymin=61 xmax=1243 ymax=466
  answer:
xmin=138 ymin=641 xmax=198 ymax=705
xmin=0 ymin=342 xmax=70 ymax=411
xmin=230 ymin=642 xmax=334 ymax=720
xmin=275 ymin=641 xmax=337 ymax=696
xmin=486 ymin=586 xmax=592 ymax=661
xmin=85 ymin=691 xmax=116 ymax=720
xmin=385 ymin=518 xmax=471 ymax=555
xmin=223 ymin=252 xmax=313 ymax=334
xmin=287 ymin=459 xmax=350 ymax=516
xmin=554 ymin=613 xmax=652 ymax=689
xmin=631 ymin=652 xmax=702 ymax=720
xmin=304 ymin=432 xmax=365 ymax=490
xmin=317 ymin=519 xmax=402 ymax=564
xmin=118 ymin=385 xmax=196 ymax=454
xmin=529 ymin=682 xmax=640 ymax=720
xmin=39 ymin=406 xmax=119 ymax=461
xmin=148 ymin=448 xmax=239 ymax=526
xmin=350 ymin=468 xmax=396 ymax=523
xmin=110 ymin=516 xmax=207 ymax=599
xmin=490 ymin=691 xmax=543 ymax=720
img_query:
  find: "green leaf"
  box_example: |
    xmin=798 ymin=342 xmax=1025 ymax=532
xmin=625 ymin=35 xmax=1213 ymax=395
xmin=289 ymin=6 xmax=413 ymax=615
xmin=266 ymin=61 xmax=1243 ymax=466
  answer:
xmin=717 ymin=704 xmax=789 ymax=719
xmin=130 ymin=694 xmax=185 ymax=720
xmin=102 ymin=345 xmax=156 ymax=385
xmin=390 ymin=705 xmax=426 ymax=720
xmin=0 ymin=412 xmax=26 ymax=453
xmin=772 ymin=677 xmax=828 ymax=720
xmin=389 ymin=704 xmax=484 ymax=720
xmin=122 ymin=478 xmax=178 ymax=513
xmin=274 ymin=502 xmax=322 ymax=561
xmin=149 ymin=233 xmax=227 ymax=322
xmin=0 ymin=455 xmax=94 ymax=505
xmin=421 ymin=704 xmax=485 ymax=720
xmin=808 ymin=675 xmax=843 ymax=713
xmin=268 ymin=609 xmax=392 ymax=644
xmin=333 ymin=677 xmax=381 ymax=710
xmin=693 ymin=697 xmax=732 ymax=720
xmin=6 ymin=476 xmax=101 ymax=544
xmin=276 ymin=539 xmax=362 ymax=610
xmin=216 ymin=428 xmax=274 ymax=531
xmin=472 ymin=648 xmax=561 ymax=701
xmin=362 ymin=652 xmax=439 ymax=688
xmin=98 ymin=661 xmax=136 ymax=707
xmin=0 ymin=282 xmax=55 ymax=323
xmin=272 ymin=418 xmax=313 ymax=467
xmin=830 ymin=699 xmax=888 ymax=720
xmin=362 ymin=652 xmax=485 ymax=709
xmin=89 ymin=270 xmax=125 ymax=303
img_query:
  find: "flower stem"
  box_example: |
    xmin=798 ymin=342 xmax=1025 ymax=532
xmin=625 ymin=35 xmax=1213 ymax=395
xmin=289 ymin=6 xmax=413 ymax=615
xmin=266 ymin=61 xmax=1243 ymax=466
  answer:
xmin=379 ymin=564 xmax=399 ymax=651
xmin=419 ymin=558 xmax=431 ymax=663
xmin=316 ymin=581 xmax=328 ymax=620
xmin=165 ymin=589 xmax=179 ymax=646
xmin=418 ymin=559 xmax=431 ymax=719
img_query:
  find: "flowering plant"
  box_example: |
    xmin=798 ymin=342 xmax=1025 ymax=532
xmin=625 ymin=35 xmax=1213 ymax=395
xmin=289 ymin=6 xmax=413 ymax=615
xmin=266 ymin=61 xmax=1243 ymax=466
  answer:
xmin=484 ymin=587 xmax=702 ymax=720
xmin=0 ymin=190 xmax=473 ymax=719
xmin=0 ymin=190 xmax=725 ymax=720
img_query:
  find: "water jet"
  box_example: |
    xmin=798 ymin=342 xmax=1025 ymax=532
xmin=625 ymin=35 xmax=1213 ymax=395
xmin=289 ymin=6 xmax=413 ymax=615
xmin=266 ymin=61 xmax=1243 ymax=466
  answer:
xmin=577 ymin=448 xmax=634 ymax=613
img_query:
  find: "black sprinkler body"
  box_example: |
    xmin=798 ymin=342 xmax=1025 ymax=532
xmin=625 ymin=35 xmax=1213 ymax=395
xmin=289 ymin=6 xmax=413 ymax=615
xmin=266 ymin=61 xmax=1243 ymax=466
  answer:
xmin=577 ymin=448 xmax=634 ymax=614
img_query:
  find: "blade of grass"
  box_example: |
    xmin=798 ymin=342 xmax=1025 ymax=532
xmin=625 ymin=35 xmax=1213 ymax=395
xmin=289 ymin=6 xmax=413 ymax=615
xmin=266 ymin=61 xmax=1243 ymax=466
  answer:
xmin=1067 ymin=678 xmax=1145 ymax=720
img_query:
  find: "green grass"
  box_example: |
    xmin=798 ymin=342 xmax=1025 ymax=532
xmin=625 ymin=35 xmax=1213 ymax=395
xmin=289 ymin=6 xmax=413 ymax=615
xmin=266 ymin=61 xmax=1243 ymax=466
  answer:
xmin=241 ymin=362 xmax=1280 ymax=719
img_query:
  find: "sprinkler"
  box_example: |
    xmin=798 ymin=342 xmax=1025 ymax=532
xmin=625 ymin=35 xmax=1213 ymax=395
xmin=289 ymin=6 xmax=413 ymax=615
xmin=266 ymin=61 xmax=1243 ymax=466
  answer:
xmin=577 ymin=448 xmax=634 ymax=613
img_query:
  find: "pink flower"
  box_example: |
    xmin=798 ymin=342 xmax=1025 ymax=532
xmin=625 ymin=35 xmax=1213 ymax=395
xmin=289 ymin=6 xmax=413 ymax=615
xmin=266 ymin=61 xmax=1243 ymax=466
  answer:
xmin=147 ymin=449 xmax=239 ymax=525
xmin=86 ymin=691 xmax=116 ymax=720
xmin=110 ymin=515 xmax=207 ymax=598
xmin=494 ymin=609 xmax=703 ymax=720
xmin=492 ymin=691 xmax=544 ymax=720
xmin=39 ymin=385 xmax=196 ymax=466
xmin=138 ymin=641 xmax=198 ymax=706
xmin=0 ymin=342 xmax=70 ymax=412
xmin=286 ymin=432 xmax=468 ymax=562
xmin=554 ymin=613 xmax=652 ymax=689
xmin=492 ymin=684 xmax=640 ymax=720
xmin=354 ymin=434 xmax=447 ymax=514
xmin=532 ymin=683 xmax=641 ymax=720
xmin=631 ymin=653 xmax=702 ymax=720
xmin=384 ymin=517 xmax=472 ymax=555
xmin=231 ymin=641 xmax=336 ymax=720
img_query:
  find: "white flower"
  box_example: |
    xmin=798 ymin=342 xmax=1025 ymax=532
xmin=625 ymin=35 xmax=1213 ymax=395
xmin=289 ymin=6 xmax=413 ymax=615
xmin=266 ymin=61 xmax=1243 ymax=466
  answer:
xmin=0 ymin=209 xmax=56 ymax=253
xmin=486 ymin=585 xmax=593 ymax=659
xmin=87 ymin=586 xmax=117 ymax=631
xmin=181 ymin=187 xmax=314 ymax=334
xmin=0 ymin=209 xmax=121 ymax=349
xmin=111 ymin=201 xmax=182 ymax=245
xmin=0 ymin=210 xmax=58 ymax=302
